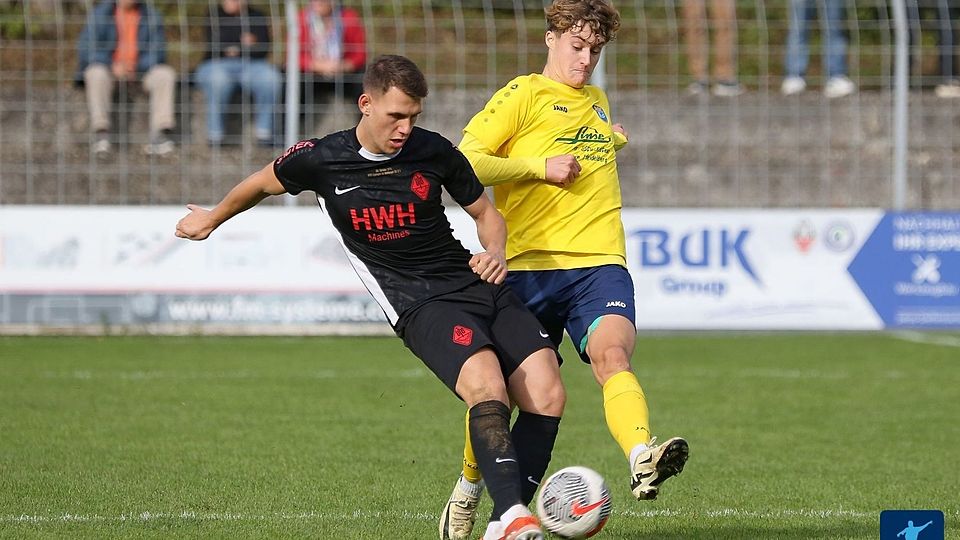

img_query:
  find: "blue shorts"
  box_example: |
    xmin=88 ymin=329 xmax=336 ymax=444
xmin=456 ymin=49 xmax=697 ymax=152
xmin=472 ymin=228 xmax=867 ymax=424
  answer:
xmin=505 ymin=264 xmax=636 ymax=363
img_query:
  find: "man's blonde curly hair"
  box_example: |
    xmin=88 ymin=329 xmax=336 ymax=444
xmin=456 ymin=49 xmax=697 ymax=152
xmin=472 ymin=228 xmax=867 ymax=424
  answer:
xmin=545 ymin=0 xmax=621 ymax=45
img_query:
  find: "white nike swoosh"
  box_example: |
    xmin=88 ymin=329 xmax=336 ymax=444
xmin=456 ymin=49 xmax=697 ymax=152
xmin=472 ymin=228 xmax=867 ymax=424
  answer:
xmin=527 ymin=476 xmax=540 ymax=485
xmin=539 ymin=331 xmax=549 ymax=338
xmin=334 ymin=185 xmax=361 ymax=195
xmin=495 ymin=457 xmax=517 ymax=463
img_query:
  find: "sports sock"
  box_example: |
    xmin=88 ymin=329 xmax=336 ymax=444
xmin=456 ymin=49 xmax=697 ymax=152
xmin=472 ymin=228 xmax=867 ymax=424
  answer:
xmin=510 ymin=411 xmax=561 ymax=504
xmin=628 ymin=443 xmax=652 ymax=468
xmin=469 ymin=400 xmax=522 ymax=519
xmin=602 ymin=370 xmax=651 ymax=461
xmin=462 ymin=408 xmax=483 ymax=483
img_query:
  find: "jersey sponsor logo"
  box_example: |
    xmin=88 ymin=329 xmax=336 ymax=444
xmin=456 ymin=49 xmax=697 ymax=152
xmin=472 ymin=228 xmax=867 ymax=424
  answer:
xmin=367 ymin=230 xmax=411 ymax=243
xmin=605 ymin=300 xmax=627 ymax=308
xmin=411 ymin=172 xmax=430 ymax=201
xmin=555 ymin=126 xmax=611 ymax=145
xmin=452 ymin=325 xmax=474 ymax=346
xmin=275 ymin=140 xmax=314 ymax=165
xmin=553 ymin=104 xmax=568 ymax=113
xmin=350 ymin=203 xmax=417 ymax=231
xmin=593 ymin=104 xmax=608 ymax=122
xmin=334 ymin=185 xmax=361 ymax=195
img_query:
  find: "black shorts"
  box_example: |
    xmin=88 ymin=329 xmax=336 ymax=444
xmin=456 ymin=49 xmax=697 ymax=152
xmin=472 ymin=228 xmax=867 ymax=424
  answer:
xmin=397 ymin=281 xmax=556 ymax=397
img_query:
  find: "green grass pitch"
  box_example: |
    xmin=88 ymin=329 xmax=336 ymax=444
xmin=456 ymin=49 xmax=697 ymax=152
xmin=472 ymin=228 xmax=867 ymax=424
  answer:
xmin=1 ymin=334 xmax=958 ymax=539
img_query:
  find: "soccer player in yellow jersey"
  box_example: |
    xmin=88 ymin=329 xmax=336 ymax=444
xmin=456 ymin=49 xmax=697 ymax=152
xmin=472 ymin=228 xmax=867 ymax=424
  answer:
xmin=439 ymin=2 xmax=688 ymax=539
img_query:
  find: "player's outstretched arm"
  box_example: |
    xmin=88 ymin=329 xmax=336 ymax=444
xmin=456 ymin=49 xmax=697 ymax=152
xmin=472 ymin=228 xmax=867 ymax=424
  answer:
xmin=175 ymin=162 xmax=287 ymax=241
xmin=463 ymin=194 xmax=507 ymax=285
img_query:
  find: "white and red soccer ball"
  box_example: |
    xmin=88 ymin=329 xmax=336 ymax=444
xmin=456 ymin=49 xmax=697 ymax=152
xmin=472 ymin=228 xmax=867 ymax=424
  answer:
xmin=536 ymin=466 xmax=613 ymax=539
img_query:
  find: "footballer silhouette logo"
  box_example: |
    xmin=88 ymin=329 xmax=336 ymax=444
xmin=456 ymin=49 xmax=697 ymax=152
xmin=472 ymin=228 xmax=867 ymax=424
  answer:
xmin=452 ymin=325 xmax=473 ymax=346
xmin=411 ymin=172 xmax=430 ymax=201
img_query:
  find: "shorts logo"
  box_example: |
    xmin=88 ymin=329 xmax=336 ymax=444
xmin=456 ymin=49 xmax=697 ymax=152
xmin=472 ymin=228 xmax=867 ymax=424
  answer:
xmin=452 ymin=325 xmax=474 ymax=346
xmin=411 ymin=172 xmax=430 ymax=201
xmin=606 ymin=300 xmax=627 ymax=308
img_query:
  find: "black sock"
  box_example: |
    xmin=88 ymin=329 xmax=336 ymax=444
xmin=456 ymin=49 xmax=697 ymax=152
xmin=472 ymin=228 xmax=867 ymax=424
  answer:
xmin=469 ymin=400 xmax=522 ymax=520
xmin=511 ymin=411 xmax=561 ymax=505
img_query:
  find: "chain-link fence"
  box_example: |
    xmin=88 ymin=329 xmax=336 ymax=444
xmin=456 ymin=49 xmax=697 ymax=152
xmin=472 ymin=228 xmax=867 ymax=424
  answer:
xmin=1 ymin=0 xmax=958 ymax=208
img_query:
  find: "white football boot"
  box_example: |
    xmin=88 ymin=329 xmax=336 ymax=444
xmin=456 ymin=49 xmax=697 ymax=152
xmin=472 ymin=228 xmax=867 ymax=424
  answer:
xmin=439 ymin=474 xmax=484 ymax=540
xmin=630 ymin=436 xmax=690 ymax=500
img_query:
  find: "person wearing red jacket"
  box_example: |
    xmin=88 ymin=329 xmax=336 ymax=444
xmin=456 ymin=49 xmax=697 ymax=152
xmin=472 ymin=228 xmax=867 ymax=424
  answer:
xmin=297 ymin=0 xmax=367 ymax=123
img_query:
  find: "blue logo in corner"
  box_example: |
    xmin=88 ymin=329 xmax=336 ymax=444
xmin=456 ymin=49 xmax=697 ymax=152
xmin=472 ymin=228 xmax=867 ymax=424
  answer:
xmin=880 ymin=510 xmax=944 ymax=540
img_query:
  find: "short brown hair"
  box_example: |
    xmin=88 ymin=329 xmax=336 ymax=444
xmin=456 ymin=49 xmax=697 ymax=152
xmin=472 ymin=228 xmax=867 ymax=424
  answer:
xmin=362 ymin=55 xmax=429 ymax=99
xmin=545 ymin=0 xmax=621 ymax=45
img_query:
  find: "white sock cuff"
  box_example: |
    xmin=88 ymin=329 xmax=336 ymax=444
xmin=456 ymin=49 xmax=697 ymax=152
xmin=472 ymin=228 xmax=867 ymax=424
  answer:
xmin=629 ymin=443 xmax=651 ymax=467
xmin=458 ymin=475 xmax=484 ymax=497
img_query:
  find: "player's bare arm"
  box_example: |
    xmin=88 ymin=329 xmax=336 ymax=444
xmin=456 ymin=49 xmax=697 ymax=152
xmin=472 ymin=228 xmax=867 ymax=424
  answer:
xmin=175 ymin=162 xmax=287 ymax=241
xmin=463 ymin=194 xmax=507 ymax=285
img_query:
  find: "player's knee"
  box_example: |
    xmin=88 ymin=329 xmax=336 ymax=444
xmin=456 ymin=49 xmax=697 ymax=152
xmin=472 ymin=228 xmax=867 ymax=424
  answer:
xmin=591 ymin=346 xmax=632 ymax=381
xmin=542 ymin=381 xmax=566 ymax=416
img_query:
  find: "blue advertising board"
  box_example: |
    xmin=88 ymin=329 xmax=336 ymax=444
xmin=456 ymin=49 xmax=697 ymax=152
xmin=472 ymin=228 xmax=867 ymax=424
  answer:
xmin=847 ymin=212 xmax=960 ymax=328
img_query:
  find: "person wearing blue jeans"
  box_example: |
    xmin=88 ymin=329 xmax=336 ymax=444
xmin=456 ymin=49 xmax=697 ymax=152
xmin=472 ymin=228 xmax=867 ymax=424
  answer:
xmin=781 ymin=0 xmax=856 ymax=98
xmin=195 ymin=0 xmax=281 ymax=146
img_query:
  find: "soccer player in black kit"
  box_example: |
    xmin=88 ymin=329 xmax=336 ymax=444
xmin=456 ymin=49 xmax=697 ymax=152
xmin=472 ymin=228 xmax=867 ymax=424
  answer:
xmin=175 ymin=55 xmax=561 ymax=540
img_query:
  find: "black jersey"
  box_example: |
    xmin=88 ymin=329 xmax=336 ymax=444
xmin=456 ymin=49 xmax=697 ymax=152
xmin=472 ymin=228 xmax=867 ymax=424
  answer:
xmin=273 ymin=127 xmax=485 ymax=327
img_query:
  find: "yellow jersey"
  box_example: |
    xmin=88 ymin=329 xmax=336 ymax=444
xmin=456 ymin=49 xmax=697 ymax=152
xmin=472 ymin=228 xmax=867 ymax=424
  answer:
xmin=461 ymin=73 xmax=627 ymax=271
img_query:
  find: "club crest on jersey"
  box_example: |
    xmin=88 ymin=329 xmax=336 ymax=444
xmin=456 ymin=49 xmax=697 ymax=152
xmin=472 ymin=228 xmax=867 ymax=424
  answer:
xmin=411 ymin=172 xmax=430 ymax=201
xmin=593 ymin=104 xmax=608 ymax=122
xmin=452 ymin=325 xmax=474 ymax=346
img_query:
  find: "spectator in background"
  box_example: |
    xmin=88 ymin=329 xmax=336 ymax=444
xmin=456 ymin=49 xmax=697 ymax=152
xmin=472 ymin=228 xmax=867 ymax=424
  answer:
xmin=681 ymin=0 xmax=745 ymax=97
xmin=781 ymin=0 xmax=856 ymax=98
xmin=298 ymin=0 xmax=367 ymax=108
xmin=907 ymin=0 xmax=960 ymax=98
xmin=194 ymin=0 xmax=282 ymax=146
xmin=75 ymin=0 xmax=177 ymax=156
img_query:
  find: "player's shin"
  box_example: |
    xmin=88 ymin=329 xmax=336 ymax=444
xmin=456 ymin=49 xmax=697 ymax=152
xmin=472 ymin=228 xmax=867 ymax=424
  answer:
xmin=468 ymin=400 xmax=523 ymax=519
xmin=510 ymin=411 xmax=561 ymax=504
xmin=602 ymin=370 xmax=651 ymax=459
xmin=462 ymin=408 xmax=482 ymax=483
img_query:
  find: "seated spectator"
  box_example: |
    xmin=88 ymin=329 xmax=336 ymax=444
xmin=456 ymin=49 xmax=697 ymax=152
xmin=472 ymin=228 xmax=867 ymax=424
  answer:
xmin=297 ymin=0 xmax=367 ymax=108
xmin=681 ymin=0 xmax=744 ymax=97
xmin=781 ymin=0 xmax=856 ymax=98
xmin=194 ymin=0 xmax=282 ymax=146
xmin=75 ymin=0 xmax=177 ymax=156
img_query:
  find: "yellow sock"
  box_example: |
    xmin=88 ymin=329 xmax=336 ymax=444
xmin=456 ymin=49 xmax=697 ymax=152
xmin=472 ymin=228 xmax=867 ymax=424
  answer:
xmin=602 ymin=371 xmax=651 ymax=461
xmin=462 ymin=408 xmax=483 ymax=483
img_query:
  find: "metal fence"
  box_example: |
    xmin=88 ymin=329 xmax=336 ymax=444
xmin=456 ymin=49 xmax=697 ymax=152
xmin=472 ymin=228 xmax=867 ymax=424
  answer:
xmin=1 ymin=0 xmax=958 ymax=208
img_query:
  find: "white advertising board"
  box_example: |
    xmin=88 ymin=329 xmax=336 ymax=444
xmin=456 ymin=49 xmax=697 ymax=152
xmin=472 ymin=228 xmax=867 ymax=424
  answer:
xmin=621 ymin=209 xmax=884 ymax=330
xmin=0 ymin=206 xmax=912 ymax=331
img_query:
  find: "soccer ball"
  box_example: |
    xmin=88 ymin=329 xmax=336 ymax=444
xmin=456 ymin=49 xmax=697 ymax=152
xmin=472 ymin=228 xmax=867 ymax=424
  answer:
xmin=536 ymin=466 xmax=612 ymax=539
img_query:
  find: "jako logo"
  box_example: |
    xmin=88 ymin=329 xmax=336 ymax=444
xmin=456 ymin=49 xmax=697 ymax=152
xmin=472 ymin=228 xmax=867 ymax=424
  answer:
xmin=553 ymin=104 xmax=568 ymax=113
xmin=631 ymin=228 xmax=761 ymax=284
xmin=606 ymin=301 xmax=627 ymax=308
